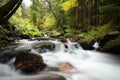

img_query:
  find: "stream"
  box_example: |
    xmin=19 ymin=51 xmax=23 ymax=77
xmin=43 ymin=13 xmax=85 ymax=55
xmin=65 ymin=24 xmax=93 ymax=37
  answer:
xmin=0 ymin=38 xmax=120 ymax=80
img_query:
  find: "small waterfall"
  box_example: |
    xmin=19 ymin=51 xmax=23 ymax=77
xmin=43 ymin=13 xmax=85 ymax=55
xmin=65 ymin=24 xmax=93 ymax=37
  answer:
xmin=0 ymin=38 xmax=120 ymax=80
xmin=93 ymin=41 xmax=99 ymax=49
xmin=43 ymin=33 xmax=49 ymax=38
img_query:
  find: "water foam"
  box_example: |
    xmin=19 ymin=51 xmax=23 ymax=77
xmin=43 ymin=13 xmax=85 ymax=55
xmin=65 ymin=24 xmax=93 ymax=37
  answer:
xmin=0 ymin=39 xmax=120 ymax=80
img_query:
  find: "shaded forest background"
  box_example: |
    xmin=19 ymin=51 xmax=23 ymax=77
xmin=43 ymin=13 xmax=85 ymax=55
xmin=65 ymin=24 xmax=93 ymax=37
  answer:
xmin=0 ymin=0 xmax=120 ymax=44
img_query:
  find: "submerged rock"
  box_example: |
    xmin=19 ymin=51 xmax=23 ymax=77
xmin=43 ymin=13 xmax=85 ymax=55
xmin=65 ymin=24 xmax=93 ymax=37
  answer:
xmin=0 ymin=73 xmax=66 ymax=80
xmin=32 ymin=42 xmax=55 ymax=53
xmin=0 ymin=44 xmax=17 ymax=63
xmin=43 ymin=67 xmax=59 ymax=71
xmin=37 ymin=73 xmax=66 ymax=80
xmin=58 ymin=62 xmax=75 ymax=73
xmin=63 ymin=43 xmax=68 ymax=49
xmin=14 ymin=51 xmax=46 ymax=73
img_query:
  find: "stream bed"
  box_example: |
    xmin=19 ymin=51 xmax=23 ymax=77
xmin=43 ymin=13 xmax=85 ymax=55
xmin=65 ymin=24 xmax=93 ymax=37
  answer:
xmin=0 ymin=39 xmax=120 ymax=80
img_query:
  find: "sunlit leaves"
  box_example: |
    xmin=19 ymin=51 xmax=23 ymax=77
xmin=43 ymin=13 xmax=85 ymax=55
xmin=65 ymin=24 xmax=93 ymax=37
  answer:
xmin=10 ymin=6 xmax=41 ymax=37
xmin=62 ymin=0 xmax=78 ymax=12
xmin=43 ymin=14 xmax=56 ymax=29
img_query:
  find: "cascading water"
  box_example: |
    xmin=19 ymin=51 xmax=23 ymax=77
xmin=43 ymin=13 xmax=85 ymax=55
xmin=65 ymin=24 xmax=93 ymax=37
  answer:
xmin=43 ymin=33 xmax=49 ymax=38
xmin=0 ymin=38 xmax=120 ymax=80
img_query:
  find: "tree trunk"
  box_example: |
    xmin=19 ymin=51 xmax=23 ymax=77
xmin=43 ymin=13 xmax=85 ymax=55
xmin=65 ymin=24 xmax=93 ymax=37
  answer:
xmin=0 ymin=0 xmax=23 ymax=39
xmin=0 ymin=0 xmax=23 ymax=24
xmin=45 ymin=0 xmax=66 ymax=33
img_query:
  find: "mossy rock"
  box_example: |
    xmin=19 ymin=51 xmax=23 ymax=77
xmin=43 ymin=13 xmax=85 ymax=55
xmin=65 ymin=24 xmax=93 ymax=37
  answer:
xmin=102 ymin=37 xmax=120 ymax=54
xmin=78 ymin=38 xmax=95 ymax=50
xmin=98 ymin=32 xmax=120 ymax=47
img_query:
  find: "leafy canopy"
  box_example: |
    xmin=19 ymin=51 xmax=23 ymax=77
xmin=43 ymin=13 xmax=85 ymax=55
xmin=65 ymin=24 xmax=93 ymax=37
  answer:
xmin=62 ymin=0 xmax=78 ymax=12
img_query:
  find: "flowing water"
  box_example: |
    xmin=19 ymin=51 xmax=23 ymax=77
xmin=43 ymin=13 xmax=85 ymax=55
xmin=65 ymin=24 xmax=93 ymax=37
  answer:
xmin=0 ymin=39 xmax=120 ymax=80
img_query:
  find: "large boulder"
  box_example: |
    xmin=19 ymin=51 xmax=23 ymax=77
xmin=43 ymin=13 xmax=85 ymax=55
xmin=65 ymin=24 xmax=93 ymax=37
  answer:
xmin=14 ymin=51 xmax=46 ymax=73
xmin=98 ymin=32 xmax=120 ymax=54
xmin=98 ymin=32 xmax=120 ymax=47
xmin=102 ymin=37 xmax=120 ymax=54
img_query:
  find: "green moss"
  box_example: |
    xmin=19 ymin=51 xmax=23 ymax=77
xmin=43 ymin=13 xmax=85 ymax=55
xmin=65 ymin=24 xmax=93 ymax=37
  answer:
xmin=77 ymin=31 xmax=96 ymax=42
xmin=97 ymin=23 xmax=116 ymax=38
xmin=77 ymin=22 xmax=118 ymax=42
xmin=102 ymin=37 xmax=120 ymax=52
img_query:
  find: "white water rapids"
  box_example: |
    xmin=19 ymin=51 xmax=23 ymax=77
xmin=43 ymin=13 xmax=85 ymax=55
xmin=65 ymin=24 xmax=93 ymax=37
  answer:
xmin=0 ymin=39 xmax=120 ymax=80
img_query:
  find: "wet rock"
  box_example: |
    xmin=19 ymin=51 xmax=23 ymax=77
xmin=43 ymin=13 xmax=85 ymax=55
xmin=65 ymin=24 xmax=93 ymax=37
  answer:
xmin=29 ymin=37 xmax=41 ymax=41
xmin=63 ymin=43 xmax=68 ymax=49
xmin=60 ymin=38 xmax=67 ymax=42
xmin=57 ymin=36 xmax=67 ymax=42
xmin=43 ymin=62 xmax=76 ymax=73
xmin=19 ymin=34 xmax=31 ymax=39
xmin=79 ymin=39 xmax=95 ymax=50
xmin=43 ymin=67 xmax=59 ymax=71
xmin=0 ymin=52 xmax=15 ymax=63
xmin=29 ymin=37 xmax=56 ymax=41
xmin=98 ymin=32 xmax=120 ymax=47
xmin=32 ymin=42 xmax=55 ymax=53
xmin=57 ymin=36 xmax=80 ymax=43
xmin=0 ymin=73 xmax=66 ymax=80
xmin=98 ymin=32 xmax=120 ymax=54
xmin=58 ymin=62 xmax=75 ymax=73
xmin=30 ymin=37 xmax=50 ymax=41
xmin=37 ymin=73 xmax=66 ymax=80
xmin=14 ymin=52 xmax=46 ymax=73
xmin=0 ymin=45 xmax=17 ymax=63
xmin=67 ymin=36 xmax=81 ymax=42
xmin=102 ymin=37 xmax=120 ymax=54
xmin=39 ymin=37 xmax=50 ymax=41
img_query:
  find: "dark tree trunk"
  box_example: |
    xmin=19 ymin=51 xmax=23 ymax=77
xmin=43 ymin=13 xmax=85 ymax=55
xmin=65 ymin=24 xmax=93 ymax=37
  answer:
xmin=0 ymin=0 xmax=23 ymax=39
xmin=0 ymin=0 xmax=23 ymax=24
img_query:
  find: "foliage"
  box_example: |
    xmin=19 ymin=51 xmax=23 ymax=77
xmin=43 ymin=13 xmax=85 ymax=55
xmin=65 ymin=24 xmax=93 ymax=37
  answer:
xmin=78 ymin=22 xmax=118 ymax=42
xmin=0 ymin=0 xmax=119 ymax=43
xmin=0 ymin=25 xmax=15 ymax=44
xmin=62 ymin=0 xmax=78 ymax=12
xmin=78 ymin=31 xmax=97 ymax=42
xmin=43 ymin=13 xmax=56 ymax=29
xmin=10 ymin=5 xmax=41 ymax=37
xmin=97 ymin=23 xmax=116 ymax=37
xmin=0 ymin=0 xmax=9 ymax=6
xmin=100 ymin=5 xmax=120 ymax=25
xmin=99 ymin=0 xmax=120 ymax=25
